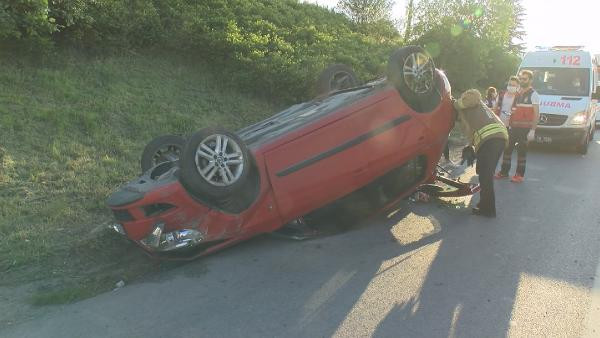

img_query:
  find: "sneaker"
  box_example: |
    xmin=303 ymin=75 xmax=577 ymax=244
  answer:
xmin=511 ymin=175 xmax=524 ymax=183
xmin=494 ymin=172 xmax=508 ymax=179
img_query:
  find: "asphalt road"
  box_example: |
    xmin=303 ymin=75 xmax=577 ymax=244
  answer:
xmin=3 ymin=141 xmax=600 ymax=338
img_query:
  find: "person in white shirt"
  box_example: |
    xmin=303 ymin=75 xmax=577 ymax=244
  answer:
xmin=494 ymin=76 xmax=519 ymax=126
xmin=495 ymin=70 xmax=540 ymax=183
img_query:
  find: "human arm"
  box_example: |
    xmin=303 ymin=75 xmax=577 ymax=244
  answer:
xmin=527 ymin=91 xmax=541 ymax=141
xmin=530 ymin=91 xmax=541 ymax=131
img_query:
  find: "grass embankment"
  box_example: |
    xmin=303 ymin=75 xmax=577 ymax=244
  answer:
xmin=0 ymin=52 xmax=277 ymax=304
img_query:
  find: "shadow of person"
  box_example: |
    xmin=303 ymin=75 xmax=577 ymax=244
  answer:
xmin=368 ymin=144 xmax=600 ymax=337
xmin=371 ymin=203 xmax=520 ymax=337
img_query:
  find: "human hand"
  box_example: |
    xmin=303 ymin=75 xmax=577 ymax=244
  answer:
xmin=461 ymin=146 xmax=476 ymax=167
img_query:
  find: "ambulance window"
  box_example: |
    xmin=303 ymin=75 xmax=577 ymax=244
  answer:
xmin=523 ymin=67 xmax=590 ymax=96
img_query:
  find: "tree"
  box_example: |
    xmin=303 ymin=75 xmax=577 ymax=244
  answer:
xmin=403 ymin=0 xmax=414 ymax=41
xmin=406 ymin=0 xmax=526 ymax=91
xmin=336 ymin=0 xmax=395 ymax=25
xmin=410 ymin=0 xmax=525 ymax=51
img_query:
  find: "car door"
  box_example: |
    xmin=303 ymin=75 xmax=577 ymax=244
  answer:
xmin=264 ymin=109 xmax=371 ymax=223
xmin=357 ymin=92 xmax=429 ymax=181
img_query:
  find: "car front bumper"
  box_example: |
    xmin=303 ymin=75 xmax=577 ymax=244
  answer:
xmin=533 ymin=127 xmax=587 ymax=145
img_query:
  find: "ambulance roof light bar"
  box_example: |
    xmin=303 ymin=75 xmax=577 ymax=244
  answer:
xmin=534 ymin=46 xmax=585 ymax=51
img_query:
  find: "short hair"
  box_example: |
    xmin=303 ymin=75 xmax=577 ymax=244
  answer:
xmin=520 ymin=70 xmax=533 ymax=80
xmin=487 ymin=87 xmax=497 ymax=95
xmin=458 ymin=89 xmax=482 ymax=109
xmin=509 ymin=76 xmax=519 ymax=83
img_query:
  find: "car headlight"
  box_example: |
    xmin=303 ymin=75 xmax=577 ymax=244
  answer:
xmin=140 ymin=222 xmax=164 ymax=248
xmin=571 ymin=111 xmax=588 ymax=125
xmin=139 ymin=222 xmax=205 ymax=251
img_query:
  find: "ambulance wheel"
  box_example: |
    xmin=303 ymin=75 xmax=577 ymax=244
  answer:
xmin=577 ymin=132 xmax=589 ymax=154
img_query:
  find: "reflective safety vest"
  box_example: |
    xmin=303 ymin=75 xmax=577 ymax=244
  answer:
xmin=457 ymin=101 xmax=509 ymax=152
xmin=473 ymin=123 xmax=508 ymax=151
xmin=510 ymin=88 xmax=537 ymax=128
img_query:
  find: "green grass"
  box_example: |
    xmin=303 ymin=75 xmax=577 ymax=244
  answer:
xmin=0 ymin=51 xmax=278 ymax=304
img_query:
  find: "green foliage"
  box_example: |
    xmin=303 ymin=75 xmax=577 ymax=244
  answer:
xmin=336 ymin=0 xmax=395 ymax=24
xmin=409 ymin=0 xmax=524 ymax=92
xmin=0 ymin=0 xmax=402 ymax=102
xmin=0 ymin=52 xmax=274 ymax=307
xmin=171 ymin=0 xmax=401 ymax=101
xmin=0 ymin=0 xmax=57 ymax=40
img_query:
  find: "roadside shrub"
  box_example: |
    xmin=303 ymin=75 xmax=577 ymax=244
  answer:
xmin=0 ymin=0 xmax=56 ymax=40
xmin=175 ymin=0 xmax=401 ymax=100
xmin=1 ymin=0 xmax=402 ymax=102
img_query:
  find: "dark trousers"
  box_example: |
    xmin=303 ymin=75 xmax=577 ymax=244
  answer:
xmin=500 ymin=127 xmax=529 ymax=176
xmin=476 ymin=138 xmax=506 ymax=215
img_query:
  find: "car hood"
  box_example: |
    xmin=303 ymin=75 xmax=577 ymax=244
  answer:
xmin=539 ymin=95 xmax=590 ymax=115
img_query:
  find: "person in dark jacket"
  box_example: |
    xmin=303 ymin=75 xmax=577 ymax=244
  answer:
xmin=484 ymin=87 xmax=498 ymax=109
xmin=454 ymin=89 xmax=508 ymax=217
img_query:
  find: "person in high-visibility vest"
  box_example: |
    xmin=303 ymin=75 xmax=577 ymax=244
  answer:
xmin=454 ymin=89 xmax=508 ymax=218
xmin=495 ymin=70 xmax=540 ymax=183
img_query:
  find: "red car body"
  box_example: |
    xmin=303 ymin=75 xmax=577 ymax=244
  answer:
xmin=108 ymin=71 xmax=455 ymax=257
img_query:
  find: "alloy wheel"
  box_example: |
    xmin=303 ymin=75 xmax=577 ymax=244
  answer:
xmin=194 ymin=134 xmax=244 ymax=186
xmin=402 ymin=52 xmax=434 ymax=94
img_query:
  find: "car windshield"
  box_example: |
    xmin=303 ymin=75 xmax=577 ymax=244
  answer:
xmin=523 ymin=67 xmax=590 ymax=96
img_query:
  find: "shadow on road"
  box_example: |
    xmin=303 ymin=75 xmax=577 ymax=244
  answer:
xmin=265 ymin=141 xmax=600 ymax=337
xmin=5 ymin=143 xmax=600 ymax=338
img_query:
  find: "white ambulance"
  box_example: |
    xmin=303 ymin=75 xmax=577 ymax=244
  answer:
xmin=518 ymin=46 xmax=599 ymax=153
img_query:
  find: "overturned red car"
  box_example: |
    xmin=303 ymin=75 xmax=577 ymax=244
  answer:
xmin=107 ymin=46 xmax=476 ymax=258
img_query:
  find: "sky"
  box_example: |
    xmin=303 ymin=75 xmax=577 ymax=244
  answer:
xmin=304 ymin=0 xmax=600 ymax=54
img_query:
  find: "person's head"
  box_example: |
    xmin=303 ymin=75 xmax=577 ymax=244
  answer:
xmin=518 ymin=70 xmax=534 ymax=88
xmin=456 ymin=89 xmax=482 ymax=109
xmin=486 ymin=87 xmax=497 ymax=99
xmin=507 ymin=76 xmax=519 ymax=93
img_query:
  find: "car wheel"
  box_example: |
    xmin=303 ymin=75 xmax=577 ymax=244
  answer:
xmin=387 ymin=46 xmax=441 ymax=113
xmin=140 ymin=135 xmax=186 ymax=173
xmin=316 ymin=64 xmax=359 ymax=96
xmin=577 ymin=131 xmax=590 ymax=154
xmin=179 ymin=127 xmax=252 ymax=200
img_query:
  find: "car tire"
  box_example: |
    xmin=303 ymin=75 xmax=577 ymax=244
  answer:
xmin=140 ymin=135 xmax=186 ymax=173
xmin=316 ymin=64 xmax=359 ymax=96
xmin=179 ymin=127 xmax=252 ymax=200
xmin=577 ymin=131 xmax=590 ymax=154
xmin=387 ymin=46 xmax=441 ymax=113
